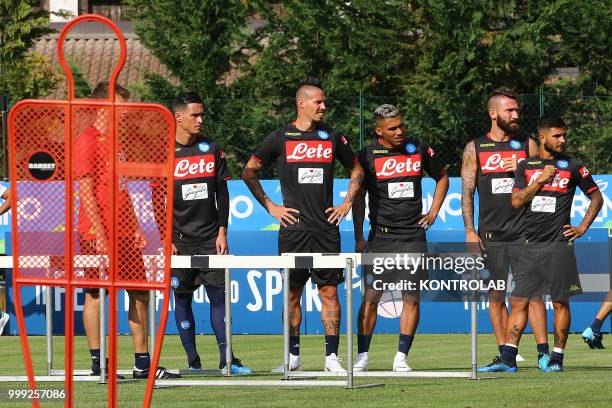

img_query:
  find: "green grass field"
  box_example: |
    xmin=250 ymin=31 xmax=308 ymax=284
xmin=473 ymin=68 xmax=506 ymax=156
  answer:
xmin=0 ymin=333 xmax=610 ymax=407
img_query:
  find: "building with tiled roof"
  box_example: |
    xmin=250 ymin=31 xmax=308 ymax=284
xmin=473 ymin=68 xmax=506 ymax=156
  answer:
xmin=35 ymin=1 xmax=178 ymax=100
xmin=33 ymin=22 xmax=178 ymax=100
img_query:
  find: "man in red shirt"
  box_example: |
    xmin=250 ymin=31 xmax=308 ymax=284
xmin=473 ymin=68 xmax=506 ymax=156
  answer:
xmin=76 ymin=81 xmax=179 ymax=379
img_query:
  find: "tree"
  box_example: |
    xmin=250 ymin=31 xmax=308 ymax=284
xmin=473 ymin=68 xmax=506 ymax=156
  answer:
xmin=225 ymin=0 xmax=423 ymax=176
xmin=398 ymin=0 xmax=564 ymax=174
xmin=125 ymin=0 xmax=255 ymax=99
xmin=126 ymin=0 xmax=610 ymax=176
xmin=0 ymin=0 xmax=58 ymax=103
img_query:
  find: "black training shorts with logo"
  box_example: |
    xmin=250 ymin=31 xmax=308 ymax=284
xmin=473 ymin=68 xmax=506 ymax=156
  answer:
xmin=278 ymin=228 xmax=343 ymax=288
xmin=512 ymin=241 xmax=582 ymax=302
xmin=479 ymin=234 xmax=524 ymax=292
xmin=171 ymin=238 xmax=225 ymax=293
xmin=363 ymin=229 xmax=428 ymax=295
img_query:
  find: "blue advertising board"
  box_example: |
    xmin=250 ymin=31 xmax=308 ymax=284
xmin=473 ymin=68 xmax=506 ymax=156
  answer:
xmin=3 ymin=177 xmax=611 ymax=335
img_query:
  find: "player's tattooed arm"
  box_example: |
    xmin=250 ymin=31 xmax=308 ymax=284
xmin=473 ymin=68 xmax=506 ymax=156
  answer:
xmin=326 ymin=160 xmax=364 ymax=225
xmin=461 ymin=141 xmax=481 ymax=245
xmin=242 ymin=157 xmax=273 ymax=209
xmin=511 ymin=164 xmax=556 ymax=208
xmin=242 ymin=156 xmax=299 ymax=226
xmin=564 ymin=189 xmax=603 ymax=241
xmin=345 ymin=160 xmax=365 ymax=205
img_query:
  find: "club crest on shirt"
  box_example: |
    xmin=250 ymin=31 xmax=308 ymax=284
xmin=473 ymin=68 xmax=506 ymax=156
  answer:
xmin=510 ymin=140 xmax=522 ymax=150
xmin=405 ymin=143 xmax=417 ymax=154
xmin=557 ymin=159 xmax=569 ymax=169
xmin=317 ymin=130 xmax=330 ymax=140
xmin=198 ymin=142 xmax=210 ymax=153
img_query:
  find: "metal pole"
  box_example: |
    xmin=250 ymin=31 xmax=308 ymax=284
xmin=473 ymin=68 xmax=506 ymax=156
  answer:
xmin=470 ymin=263 xmax=478 ymax=380
xmin=149 ymin=290 xmax=156 ymax=355
xmin=45 ymin=286 xmax=53 ymax=376
xmin=99 ymin=288 xmax=106 ymax=383
xmin=345 ymin=259 xmax=354 ymax=389
xmin=224 ymin=268 xmax=232 ymax=376
xmin=283 ymin=268 xmax=290 ymax=380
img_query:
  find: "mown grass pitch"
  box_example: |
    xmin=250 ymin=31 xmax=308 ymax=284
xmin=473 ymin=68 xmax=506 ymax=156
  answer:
xmin=0 ymin=333 xmax=610 ymax=407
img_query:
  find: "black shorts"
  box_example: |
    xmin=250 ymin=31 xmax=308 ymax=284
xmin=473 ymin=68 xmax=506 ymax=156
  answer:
xmin=512 ymin=241 xmax=582 ymax=302
xmin=278 ymin=228 xmax=343 ymax=288
xmin=171 ymin=239 xmax=225 ymax=293
xmin=363 ymin=230 xmax=428 ymax=294
xmin=479 ymin=233 xmax=524 ymax=290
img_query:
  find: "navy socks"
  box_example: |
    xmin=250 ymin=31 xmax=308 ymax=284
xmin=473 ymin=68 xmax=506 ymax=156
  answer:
xmin=174 ymin=292 xmax=200 ymax=367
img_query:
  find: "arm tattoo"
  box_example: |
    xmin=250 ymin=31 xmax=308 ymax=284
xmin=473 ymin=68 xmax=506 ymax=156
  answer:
xmin=343 ymin=162 xmax=364 ymax=205
xmin=242 ymin=158 xmax=273 ymax=211
xmin=511 ymin=181 xmax=542 ymax=208
xmin=461 ymin=142 xmax=477 ymax=232
xmin=578 ymin=191 xmax=603 ymax=231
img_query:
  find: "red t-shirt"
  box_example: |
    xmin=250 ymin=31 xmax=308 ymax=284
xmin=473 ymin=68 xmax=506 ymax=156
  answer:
xmin=74 ymin=127 xmax=135 ymax=238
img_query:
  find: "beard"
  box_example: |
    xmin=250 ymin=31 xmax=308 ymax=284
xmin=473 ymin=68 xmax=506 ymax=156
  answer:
xmin=497 ymin=117 xmax=520 ymax=135
xmin=544 ymin=142 xmax=565 ymax=156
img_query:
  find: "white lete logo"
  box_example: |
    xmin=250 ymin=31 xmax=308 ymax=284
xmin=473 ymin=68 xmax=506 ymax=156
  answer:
xmin=286 ymin=141 xmax=333 ymax=162
xmin=482 ymin=153 xmax=523 ymax=171
xmin=174 ymin=155 xmax=215 ymax=178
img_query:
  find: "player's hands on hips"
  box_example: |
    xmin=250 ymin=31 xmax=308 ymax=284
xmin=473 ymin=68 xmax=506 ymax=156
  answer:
xmin=536 ymin=165 xmax=556 ymax=185
xmin=355 ymin=239 xmax=368 ymax=253
xmin=501 ymin=157 xmax=518 ymax=172
xmin=216 ymin=228 xmax=229 ymax=255
xmin=563 ymin=224 xmax=586 ymax=241
xmin=326 ymin=202 xmax=351 ymax=226
xmin=418 ymin=212 xmax=437 ymax=230
xmin=267 ymin=202 xmax=299 ymax=227
xmin=465 ymin=230 xmax=484 ymax=251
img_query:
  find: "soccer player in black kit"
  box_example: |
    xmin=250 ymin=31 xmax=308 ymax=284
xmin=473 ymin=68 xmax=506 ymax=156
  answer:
xmin=352 ymin=104 xmax=449 ymax=371
xmin=492 ymin=115 xmax=603 ymax=372
xmin=242 ymin=78 xmax=364 ymax=372
xmin=461 ymin=88 xmax=548 ymax=370
xmin=155 ymin=92 xmax=252 ymax=374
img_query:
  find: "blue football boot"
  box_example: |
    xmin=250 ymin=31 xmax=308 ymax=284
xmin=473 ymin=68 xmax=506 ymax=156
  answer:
xmin=477 ymin=356 xmax=518 ymax=373
xmin=537 ymin=353 xmax=550 ymax=371
xmin=582 ymin=327 xmax=605 ymax=349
